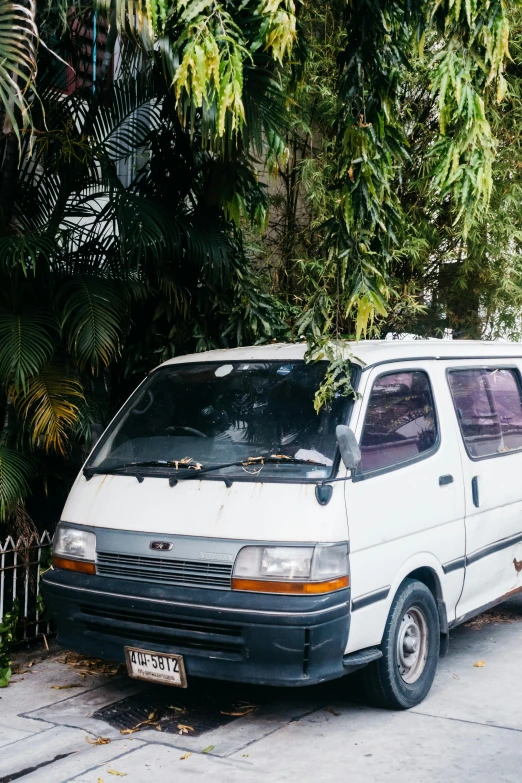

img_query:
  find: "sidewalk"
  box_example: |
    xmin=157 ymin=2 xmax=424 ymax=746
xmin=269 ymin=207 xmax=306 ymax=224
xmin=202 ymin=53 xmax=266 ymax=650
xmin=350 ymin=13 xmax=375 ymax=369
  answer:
xmin=1 ymin=598 xmax=522 ymax=782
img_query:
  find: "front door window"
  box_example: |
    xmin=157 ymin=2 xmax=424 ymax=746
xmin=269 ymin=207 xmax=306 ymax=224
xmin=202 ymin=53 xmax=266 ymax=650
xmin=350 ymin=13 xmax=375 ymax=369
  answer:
xmin=359 ymin=371 xmax=438 ymax=474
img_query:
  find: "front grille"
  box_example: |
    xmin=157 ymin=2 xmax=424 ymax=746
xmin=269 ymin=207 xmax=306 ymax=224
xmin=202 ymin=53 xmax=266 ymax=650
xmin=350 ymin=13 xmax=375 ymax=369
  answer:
xmin=96 ymin=551 xmax=233 ymax=589
xmin=79 ymin=604 xmax=243 ymax=656
xmin=81 ymin=605 xmax=242 ymax=637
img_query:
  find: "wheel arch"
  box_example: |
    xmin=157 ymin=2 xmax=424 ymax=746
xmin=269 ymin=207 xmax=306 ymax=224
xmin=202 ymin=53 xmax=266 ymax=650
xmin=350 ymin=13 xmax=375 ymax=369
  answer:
xmin=390 ymin=555 xmax=449 ymax=639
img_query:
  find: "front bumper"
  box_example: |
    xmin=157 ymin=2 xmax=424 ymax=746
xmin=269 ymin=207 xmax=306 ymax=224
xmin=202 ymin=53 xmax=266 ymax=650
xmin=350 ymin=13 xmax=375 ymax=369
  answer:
xmin=43 ymin=568 xmax=350 ymax=687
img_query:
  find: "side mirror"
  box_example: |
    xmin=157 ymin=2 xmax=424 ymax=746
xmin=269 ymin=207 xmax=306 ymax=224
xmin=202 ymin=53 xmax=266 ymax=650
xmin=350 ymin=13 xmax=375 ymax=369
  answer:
xmin=336 ymin=425 xmax=361 ymax=471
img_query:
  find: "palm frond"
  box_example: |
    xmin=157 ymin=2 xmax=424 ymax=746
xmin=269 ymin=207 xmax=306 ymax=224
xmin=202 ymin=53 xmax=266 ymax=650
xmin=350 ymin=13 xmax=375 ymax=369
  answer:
xmin=57 ymin=276 xmax=128 ymax=370
xmin=242 ymin=59 xmax=289 ymax=158
xmin=0 ymin=309 xmax=58 ymax=392
xmin=0 ymin=446 xmax=32 ymax=523
xmin=91 ymin=77 xmax=163 ymax=161
xmin=0 ymin=0 xmax=37 ymax=143
xmin=113 ymin=190 xmax=174 ymax=265
xmin=13 ymin=364 xmax=83 ymax=454
xmin=0 ymin=232 xmax=56 ymax=274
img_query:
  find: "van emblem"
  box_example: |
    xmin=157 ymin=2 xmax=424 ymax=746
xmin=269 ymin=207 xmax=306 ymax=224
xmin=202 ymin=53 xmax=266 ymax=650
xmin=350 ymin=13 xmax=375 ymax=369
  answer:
xmin=150 ymin=541 xmax=173 ymax=551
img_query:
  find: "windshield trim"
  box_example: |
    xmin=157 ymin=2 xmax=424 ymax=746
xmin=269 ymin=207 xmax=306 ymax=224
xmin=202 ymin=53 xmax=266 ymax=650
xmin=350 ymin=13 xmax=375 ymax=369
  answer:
xmin=85 ymin=360 xmax=360 ymax=484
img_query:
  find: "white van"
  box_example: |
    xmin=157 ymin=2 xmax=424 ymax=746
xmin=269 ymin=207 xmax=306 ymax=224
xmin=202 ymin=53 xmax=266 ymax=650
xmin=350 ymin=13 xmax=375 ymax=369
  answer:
xmin=43 ymin=340 xmax=522 ymax=708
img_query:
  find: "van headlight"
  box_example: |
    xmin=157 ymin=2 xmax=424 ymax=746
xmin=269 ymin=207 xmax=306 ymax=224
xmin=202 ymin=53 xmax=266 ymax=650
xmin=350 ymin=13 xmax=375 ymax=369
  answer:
xmin=232 ymin=544 xmax=349 ymax=594
xmin=53 ymin=525 xmax=96 ymax=574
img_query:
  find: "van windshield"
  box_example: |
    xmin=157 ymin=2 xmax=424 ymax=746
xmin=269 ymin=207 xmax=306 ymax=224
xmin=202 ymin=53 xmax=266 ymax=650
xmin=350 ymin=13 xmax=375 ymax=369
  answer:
xmin=87 ymin=361 xmax=350 ymax=480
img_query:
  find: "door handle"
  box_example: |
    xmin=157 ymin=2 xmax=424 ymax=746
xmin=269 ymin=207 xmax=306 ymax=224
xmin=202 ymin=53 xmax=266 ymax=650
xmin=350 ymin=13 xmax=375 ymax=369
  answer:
xmin=472 ymin=476 xmax=480 ymax=507
xmin=439 ymin=474 xmax=454 ymax=486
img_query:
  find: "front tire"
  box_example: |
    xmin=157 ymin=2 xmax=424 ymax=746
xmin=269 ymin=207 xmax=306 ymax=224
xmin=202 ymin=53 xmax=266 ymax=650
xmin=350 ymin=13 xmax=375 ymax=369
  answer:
xmin=363 ymin=578 xmax=440 ymax=709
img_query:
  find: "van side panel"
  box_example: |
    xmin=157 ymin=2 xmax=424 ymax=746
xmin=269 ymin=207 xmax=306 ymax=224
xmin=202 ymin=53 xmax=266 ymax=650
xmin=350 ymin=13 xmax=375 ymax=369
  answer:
xmin=447 ymin=358 xmax=522 ymax=621
xmin=345 ymin=361 xmax=466 ymax=654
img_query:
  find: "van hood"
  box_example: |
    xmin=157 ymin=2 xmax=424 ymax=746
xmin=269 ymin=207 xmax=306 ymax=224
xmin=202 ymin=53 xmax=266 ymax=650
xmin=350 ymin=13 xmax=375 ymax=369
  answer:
xmin=61 ymin=473 xmax=349 ymax=543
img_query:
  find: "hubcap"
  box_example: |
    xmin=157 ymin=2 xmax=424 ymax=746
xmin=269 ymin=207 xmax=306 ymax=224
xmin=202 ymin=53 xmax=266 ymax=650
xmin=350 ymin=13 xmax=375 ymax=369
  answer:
xmin=396 ymin=606 xmax=428 ymax=684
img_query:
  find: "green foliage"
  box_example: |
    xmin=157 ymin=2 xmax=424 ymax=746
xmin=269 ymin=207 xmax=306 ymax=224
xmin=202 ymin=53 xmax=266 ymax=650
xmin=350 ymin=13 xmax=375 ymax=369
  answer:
xmin=0 ymin=600 xmax=19 ymax=687
xmin=0 ymin=1 xmax=37 ymax=143
xmin=0 ymin=0 xmax=293 ymax=524
xmin=58 ymin=278 xmax=127 ymax=371
xmin=260 ymin=0 xmax=522 ymax=351
xmin=13 ymin=365 xmax=84 ymax=454
xmin=0 ymin=448 xmax=32 ymax=522
xmin=0 ymin=310 xmax=57 ymax=392
xmin=87 ymin=0 xmax=297 ymax=149
xmin=305 ymin=338 xmax=360 ymax=414
xmin=428 ymin=0 xmax=510 ymax=231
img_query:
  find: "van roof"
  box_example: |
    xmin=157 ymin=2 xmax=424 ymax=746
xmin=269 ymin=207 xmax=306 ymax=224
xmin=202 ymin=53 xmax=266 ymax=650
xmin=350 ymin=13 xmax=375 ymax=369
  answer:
xmin=160 ymin=339 xmax=522 ymax=371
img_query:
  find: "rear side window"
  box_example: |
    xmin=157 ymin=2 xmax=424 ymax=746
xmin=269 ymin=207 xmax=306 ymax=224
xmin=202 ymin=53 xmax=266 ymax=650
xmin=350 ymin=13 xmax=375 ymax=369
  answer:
xmin=359 ymin=371 xmax=438 ymax=474
xmin=448 ymin=368 xmax=522 ymax=458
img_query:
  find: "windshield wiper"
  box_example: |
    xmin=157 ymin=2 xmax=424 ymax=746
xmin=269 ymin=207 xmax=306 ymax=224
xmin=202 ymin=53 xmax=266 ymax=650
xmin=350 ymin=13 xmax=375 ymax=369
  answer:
xmin=84 ymin=455 xmax=330 ymax=486
xmin=246 ymin=456 xmax=329 ymax=467
xmin=169 ymin=455 xmax=329 ymax=486
xmin=84 ymin=460 xmax=182 ymax=482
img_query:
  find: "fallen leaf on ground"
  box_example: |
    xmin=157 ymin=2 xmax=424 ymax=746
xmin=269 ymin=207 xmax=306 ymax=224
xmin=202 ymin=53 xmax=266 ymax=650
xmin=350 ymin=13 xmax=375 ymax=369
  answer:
xmin=326 ymin=707 xmax=341 ymax=716
xmin=50 ymin=684 xmax=84 ymax=689
xmin=202 ymin=746 xmax=214 ymax=754
xmin=473 ymin=660 xmax=486 ymax=667
xmin=98 ymin=778 xmax=104 ymax=783
xmin=107 ymin=770 xmax=127 ymax=777
xmin=55 ymin=652 xmax=122 ymax=678
xmin=120 ymin=721 xmax=154 ymax=735
xmin=221 ymin=701 xmax=257 ymax=717
xmin=242 ymin=754 xmax=249 ymax=757
xmin=465 ymin=608 xmax=519 ymax=629
xmin=180 ymin=753 xmax=191 ymax=760
xmin=177 ymin=723 xmax=195 ymax=735
xmin=86 ymin=736 xmax=111 ymax=745
xmin=120 ymin=710 xmax=160 ymax=734
xmin=167 ymin=704 xmax=186 ymax=713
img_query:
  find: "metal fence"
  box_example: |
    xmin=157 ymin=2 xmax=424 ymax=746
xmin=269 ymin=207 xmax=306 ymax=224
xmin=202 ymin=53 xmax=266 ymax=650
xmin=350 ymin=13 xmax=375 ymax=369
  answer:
xmin=0 ymin=532 xmax=53 ymax=643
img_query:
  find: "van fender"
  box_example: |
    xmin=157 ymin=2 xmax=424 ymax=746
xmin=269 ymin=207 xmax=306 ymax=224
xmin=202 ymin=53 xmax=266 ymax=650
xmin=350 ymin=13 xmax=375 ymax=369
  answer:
xmin=388 ymin=551 xmax=447 ymax=605
xmin=346 ymin=552 xmax=448 ymax=656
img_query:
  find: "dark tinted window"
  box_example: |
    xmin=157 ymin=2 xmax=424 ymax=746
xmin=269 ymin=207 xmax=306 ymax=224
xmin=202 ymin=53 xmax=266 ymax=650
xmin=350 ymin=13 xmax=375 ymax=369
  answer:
xmin=448 ymin=368 xmax=522 ymax=458
xmin=88 ymin=361 xmax=348 ymax=479
xmin=360 ymin=371 xmax=437 ymax=473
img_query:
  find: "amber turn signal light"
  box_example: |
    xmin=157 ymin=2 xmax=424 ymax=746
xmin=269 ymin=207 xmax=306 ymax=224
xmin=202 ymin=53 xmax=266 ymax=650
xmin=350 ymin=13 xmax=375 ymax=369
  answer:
xmin=231 ymin=575 xmax=349 ymax=594
xmin=52 ymin=556 xmax=96 ymax=575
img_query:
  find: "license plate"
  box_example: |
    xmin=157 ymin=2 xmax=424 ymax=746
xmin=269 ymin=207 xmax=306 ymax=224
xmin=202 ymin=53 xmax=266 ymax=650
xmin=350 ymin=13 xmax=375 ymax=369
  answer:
xmin=124 ymin=646 xmax=187 ymax=687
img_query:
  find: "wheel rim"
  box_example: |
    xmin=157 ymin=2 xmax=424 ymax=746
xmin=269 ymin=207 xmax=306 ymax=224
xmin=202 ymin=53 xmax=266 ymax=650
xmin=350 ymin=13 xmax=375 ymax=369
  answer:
xmin=396 ymin=606 xmax=428 ymax=684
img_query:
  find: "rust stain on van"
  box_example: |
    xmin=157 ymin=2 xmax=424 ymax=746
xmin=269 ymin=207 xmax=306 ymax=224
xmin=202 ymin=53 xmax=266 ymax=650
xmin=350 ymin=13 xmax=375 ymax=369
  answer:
xmin=513 ymin=557 xmax=522 ymax=574
xmin=249 ymin=482 xmax=264 ymax=500
xmin=93 ymin=474 xmax=108 ymax=493
xmin=504 ymin=584 xmax=522 ymax=600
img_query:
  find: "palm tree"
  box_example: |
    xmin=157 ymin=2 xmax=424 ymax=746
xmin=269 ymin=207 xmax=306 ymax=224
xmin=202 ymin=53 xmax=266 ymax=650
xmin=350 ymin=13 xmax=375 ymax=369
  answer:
xmin=0 ymin=1 xmax=294 ymax=528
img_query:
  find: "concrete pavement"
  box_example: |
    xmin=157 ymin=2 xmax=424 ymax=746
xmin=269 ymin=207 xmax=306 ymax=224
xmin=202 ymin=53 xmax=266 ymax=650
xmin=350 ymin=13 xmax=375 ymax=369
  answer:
xmin=1 ymin=597 xmax=522 ymax=782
